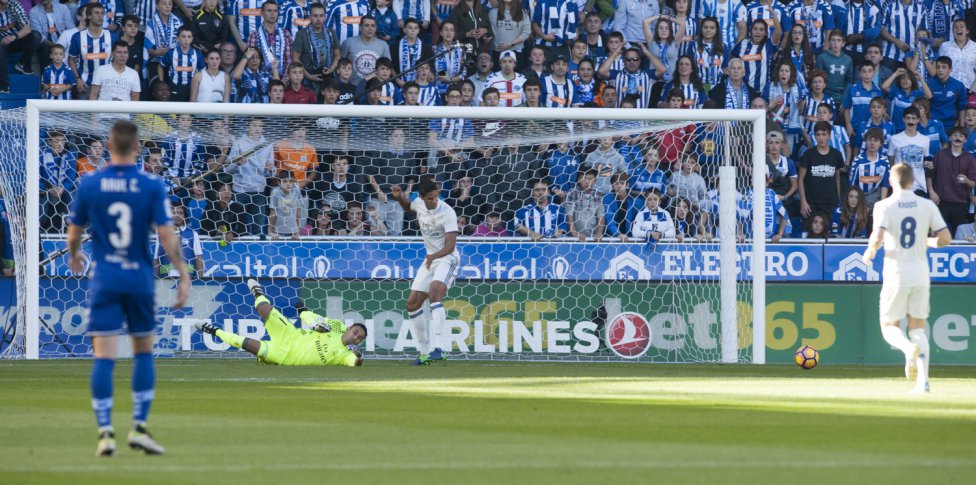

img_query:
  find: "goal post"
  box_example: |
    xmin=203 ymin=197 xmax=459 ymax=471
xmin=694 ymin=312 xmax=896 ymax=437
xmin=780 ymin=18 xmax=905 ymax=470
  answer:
xmin=5 ymin=100 xmax=766 ymax=363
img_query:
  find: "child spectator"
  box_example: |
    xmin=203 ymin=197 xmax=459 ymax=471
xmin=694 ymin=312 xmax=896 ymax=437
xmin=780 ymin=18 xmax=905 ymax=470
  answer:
xmin=41 ymin=44 xmax=76 ymax=100
xmin=183 ymin=179 xmax=210 ymax=234
xmin=765 ymin=61 xmax=807 ymax=151
xmin=546 ymin=142 xmax=579 ymax=200
xmin=335 ymin=58 xmax=359 ymax=104
xmin=848 ymin=128 xmax=891 ymax=209
xmin=814 ymin=30 xmax=853 ymax=105
xmin=667 ymin=157 xmax=707 ymax=211
xmin=602 ymin=171 xmax=641 ymax=241
xmin=301 ymin=207 xmax=340 ymax=236
xmin=283 ymin=61 xmax=317 ymax=104
xmin=154 ymin=203 xmax=205 ymax=277
xmin=912 ymin=97 xmax=948 ymax=156
xmin=472 ymin=211 xmax=510 ymax=237
xmin=159 ymin=25 xmax=204 ymax=101
xmin=371 ymin=0 xmax=399 ymax=44
xmin=203 ymin=181 xmax=248 ymax=240
xmin=77 ymin=139 xmax=107 ymax=176
xmin=269 ymin=171 xmax=309 ymax=240
xmin=882 ymin=68 xmax=931 ymax=132
xmin=583 ymin=137 xmax=628 ymax=195
xmin=799 ymin=121 xmax=845 ymax=221
xmin=274 ymin=123 xmax=318 ymax=190
xmin=40 ymin=130 xmax=77 ymax=233
xmin=806 ymin=104 xmax=851 ymax=164
xmin=342 ymin=201 xmax=387 ymax=236
xmin=632 ymin=189 xmax=675 ymax=242
xmin=801 ymin=211 xmax=831 ymax=239
xmin=851 ymin=96 xmax=895 ymax=155
xmin=831 ymin=186 xmax=869 ymax=238
xmin=564 ymin=169 xmax=606 ymax=241
xmin=926 ymin=56 xmax=968 ymax=130
xmin=630 ymin=149 xmax=668 ymax=194
xmin=843 ymin=62 xmax=884 ymax=136
xmin=190 ymin=49 xmax=231 ymax=102
xmin=671 ymin=197 xmax=699 ymax=242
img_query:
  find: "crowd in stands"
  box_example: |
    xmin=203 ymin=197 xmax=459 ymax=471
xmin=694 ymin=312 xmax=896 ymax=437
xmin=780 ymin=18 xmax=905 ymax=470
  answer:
xmin=4 ymin=0 xmax=976 ymax=272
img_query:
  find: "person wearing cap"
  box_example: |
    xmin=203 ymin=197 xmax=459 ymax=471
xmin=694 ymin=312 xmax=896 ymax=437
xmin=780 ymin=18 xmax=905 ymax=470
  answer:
xmin=486 ymin=49 xmax=527 ymax=106
xmin=541 ymin=54 xmax=574 ymax=108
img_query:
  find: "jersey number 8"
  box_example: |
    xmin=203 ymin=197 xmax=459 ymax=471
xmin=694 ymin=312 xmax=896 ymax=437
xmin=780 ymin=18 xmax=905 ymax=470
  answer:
xmin=900 ymin=216 xmax=916 ymax=249
xmin=108 ymin=202 xmax=132 ymax=249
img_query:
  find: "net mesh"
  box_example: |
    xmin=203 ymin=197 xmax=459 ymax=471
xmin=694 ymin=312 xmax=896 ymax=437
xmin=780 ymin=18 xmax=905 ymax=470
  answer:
xmin=0 ymin=105 xmax=761 ymax=362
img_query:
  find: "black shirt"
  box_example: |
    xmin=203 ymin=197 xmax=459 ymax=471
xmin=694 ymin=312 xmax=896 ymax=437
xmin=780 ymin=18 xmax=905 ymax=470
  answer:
xmin=798 ymin=147 xmax=845 ymax=206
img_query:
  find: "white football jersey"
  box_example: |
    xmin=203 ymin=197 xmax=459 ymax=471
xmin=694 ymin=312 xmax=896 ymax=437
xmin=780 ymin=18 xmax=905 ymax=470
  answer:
xmin=411 ymin=198 xmax=460 ymax=261
xmin=872 ymin=190 xmax=947 ymax=287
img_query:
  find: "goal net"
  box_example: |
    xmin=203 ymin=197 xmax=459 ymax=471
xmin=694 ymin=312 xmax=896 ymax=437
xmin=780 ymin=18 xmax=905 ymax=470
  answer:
xmin=0 ymin=101 xmax=766 ymax=363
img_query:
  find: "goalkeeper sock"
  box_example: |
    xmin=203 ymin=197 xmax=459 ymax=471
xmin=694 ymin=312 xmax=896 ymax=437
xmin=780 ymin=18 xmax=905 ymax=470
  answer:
xmin=215 ymin=329 xmax=245 ymax=349
xmin=881 ymin=326 xmax=915 ymax=356
xmin=430 ymin=302 xmax=446 ymax=351
xmin=409 ymin=309 xmax=430 ymax=355
xmin=254 ymin=295 xmax=270 ymax=309
xmin=91 ymin=358 xmax=115 ymax=431
xmin=131 ymin=352 xmax=155 ymax=426
xmin=909 ymin=328 xmax=930 ymax=384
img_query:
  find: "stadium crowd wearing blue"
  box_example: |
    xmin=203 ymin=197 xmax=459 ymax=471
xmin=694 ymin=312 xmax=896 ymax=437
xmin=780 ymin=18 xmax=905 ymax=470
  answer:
xmin=6 ymin=0 xmax=976 ymax=254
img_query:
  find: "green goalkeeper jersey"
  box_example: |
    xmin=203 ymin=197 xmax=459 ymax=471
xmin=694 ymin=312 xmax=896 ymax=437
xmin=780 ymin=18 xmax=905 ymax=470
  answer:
xmin=263 ymin=311 xmax=358 ymax=367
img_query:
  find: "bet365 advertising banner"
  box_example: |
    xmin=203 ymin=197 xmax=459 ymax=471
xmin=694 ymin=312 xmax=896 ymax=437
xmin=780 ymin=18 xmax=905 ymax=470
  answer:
xmin=4 ymin=278 xmax=975 ymax=364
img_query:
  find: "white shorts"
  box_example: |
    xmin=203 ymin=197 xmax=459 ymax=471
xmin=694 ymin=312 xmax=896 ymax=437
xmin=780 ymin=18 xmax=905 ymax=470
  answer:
xmin=879 ymin=284 xmax=930 ymax=323
xmin=410 ymin=256 xmax=460 ymax=293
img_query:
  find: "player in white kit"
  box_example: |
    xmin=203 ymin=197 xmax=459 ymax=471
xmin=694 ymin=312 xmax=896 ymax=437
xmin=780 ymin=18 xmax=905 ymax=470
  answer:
xmin=863 ymin=163 xmax=951 ymax=393
xmin=390 ymin=179 xmax=460 ymax=366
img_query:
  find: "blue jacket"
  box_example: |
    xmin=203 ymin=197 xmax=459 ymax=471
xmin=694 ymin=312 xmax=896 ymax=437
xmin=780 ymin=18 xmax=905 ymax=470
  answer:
xmin=603 ymin=192 xmax=644 ymax=237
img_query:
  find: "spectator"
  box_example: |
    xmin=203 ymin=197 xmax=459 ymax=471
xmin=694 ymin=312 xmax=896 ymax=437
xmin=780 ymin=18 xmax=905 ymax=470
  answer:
xmin=632 ymin=188 xmax=675 ymax=242
xmin=540 ymin=55 xmax=573 ymax=108
xmin=397 ymin=0 xmax=430 ymax=32
xmin=118 ymin=15 xmax=147 ymax=87
xmin=520 ymin=77 xmax=543 ymax=107
xmin=366 ymin=57 xmax=398 ymax=105
xmin=563 ymin=169 xmax=606 ymax=241
xmin=472 ymin=211 xmax=509 ymax=236
xmin=432 ymin=21 xmax=469 ymax=95
xmin=938 ymin=20 xmax=976 ymax=91
xmin=739 ymin=176 xmax=790 ymax=242
xmin=682 ymin=17 xmax=726 ymax=91
xmin=146 ymin=0 xmax=183 ymax=75
xmin=390 ymin=18 xmax=429 ymax=85
xmin=227 ymin=0 xmax=267 ymax=53
xmin=340 ymin=14 xmax=390 ymax=84
xmin=183 ymin=179 xmax=209 ymax=233
xmin=154 ymin=203 xmax=204 ymax=278
xmin=660 ymin=56 xmax=706 ymax=109
xmin=158 ymin=25 xmax=203 ymax=101
xmin=225 ymin=117 xmax=274 ymax=236
xmin=161 ymin=114 xmax=205 ymax=182
xmin=342 ymin=201 xmax=386 ymax=236
xmin=292 ymin=2 xmax=339 ymax=88
xmin=0 ymin=187 xmax=12 ymax=275
xmin=202 ymin=181 xmax=247 ymax=240
xmin=233 ymin=46 xmax=276 ymax=103
xmin=460 ymin=79 xmax=476 ymax=106
xmin=301 ymin=207 xmax=340 ymax=236
xmin=428 ymin=85 xmax=474 ymax=183
xmin=445 ymin=173 xmax=486 ymax=226
xmin=327 ymin=0 xmax=370 ymax=46
xmin=191 ymin=49 xmax=231 ymax=102
xmin=56 ymin=5 xmax=84 ymax=51
xmin=708 ymin=58 xmax=760 ymax=110
xmin=799 ymin=70 xmax=835 ymax=149
xmin=927 ymin=57 xmax=967 ymax=130
xmin=365 ymin=128 xmax=417 ymax=236
xmin=484 ymin=145 xmax=546 ymax=219
xmin=730 ymin=19 xmax=774 ymax=94
xmin=785 ymin=0 xmax=834 ymax=52
xmin=814 ymin=30 xmax=853 ymax=106
xmin=311 ymin=153 xmax=365 ymax=216
xmin=41 ymin=44 xmax=76 ymax=100
xmin=851 ymin=96 xmax=896 ymax=156
xmin=572 ymin=58 xmax=604 ymax=106
xmin=776 ymin=24 xmax=814 ymax=86
xmin=489 ymin=0 xmax=529 ymax=59
xmin=371 ymin=0 xmax=399 ymax=44
xmin=764 ymin=62 xmax=805 ymax=151
xmin=90 ymin=40 xmax=142 ymax=104
xmin=546 ymin=142 xmax=579 ymax=200
xmin=798 ymin=121 xmax=845 ymax=222
xmin=514 ymin=179 xmax=567 ymax=239
xmin=844 ymin=62 xmax=884 ymax=137
xmin=141 ymin=147 xmax=178 ymax=194
xmin=603 ymin=171 xmax=642 ymax=241
xmin=906 ymin=27 xmax=939 ymax=79
xmin=881 ymin=67 xmax=931 ymax=132
xmin=192 ymin=0 xmax=229 ymax=53
xmin=862 ymin=43 xmax=892 ymax=88
xmin=40 ymin=130 xmax=77 ymax=233
xmin=583 ymin=136 xmax=628 ymax=195
xmin=449 ymin=0 xmax=491 ymax=54
xmin=334 ymin=58 xmax=358 ymax=104
xmin=630 ymin=149 xmax=668 ymax=193
xmin=68 ymin=3 xmax=114 ymax=97
xmin=831 ymin=186 xmax=869 ymax=238
xmin=888 ymin=106 xmax=934 ymax=198
xmin=607 ymin=47 xmax=656 ymax=108
xmin=955 ymin=220 xmax=976 ymax=241
xmin=486 ymin=50 xmax=526 ymax=106
xmin=880 ymin=0 xmax=925 ymax=71
xmin=765 ymin=131 xmax=799 ymax=216
xmin=930 ymin=127 xmax=976 ymax=235
xmin=668 ymin=156 xmax=707 ymax=210
xmin=965 ymin=107 xmax=976 ymax=156
xmin=692 ymin=116 xmax=724 ymax=182
xmin=282 ymin=61 xmax=317 ymax=103
xmin=218 ymin=43 xmax=239 ymax=82
xmin=268 ymin=171 xmax=308 ymax=240
xmin=912 ymin=97 xmax=949 ymax=156
xmin=801 ymin=211 xmax=831 ymax=239
xmin=267 ymin=78 xmax=285 ymax=103
xmin=805 ymin=104 xmax=850 ymax=163
xmin=521 ymin=44 xmax=548 ymax=80
xmin=467 ymin=53 xmax=493 ymax=102
xmin=578 ymin=12 xmax=606 ymax=58
xmin=30 ymin=0 xmax=73 ymax=68
xmin=671 ymin=197 xmax=699 ymax=242
xmin=273 ymin=122 xmax=317 ymax=190
xmin=280 ymin=0 xmax=311 ymax=39
xmin=0 ymin=0 xmax=38 ymax=88
xmin=612 ymin=0 xmax=656 ymax=46
xmin=247 ymin=1 xmax=291 ymax=78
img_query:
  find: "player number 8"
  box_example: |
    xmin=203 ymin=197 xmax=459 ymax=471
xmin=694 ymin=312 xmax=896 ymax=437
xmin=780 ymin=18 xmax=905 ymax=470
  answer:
xmin=108 ymin=202 xmax=132 ymax=249
xmin=900 ymin=217 xmax=916 ymax=249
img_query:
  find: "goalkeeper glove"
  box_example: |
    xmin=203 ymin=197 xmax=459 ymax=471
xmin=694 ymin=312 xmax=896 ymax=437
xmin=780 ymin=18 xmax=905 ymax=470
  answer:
xmin=312 ymin=322 xmax=332 ymax=333
xmin=346 ymin=344 xmax=362 ymax=357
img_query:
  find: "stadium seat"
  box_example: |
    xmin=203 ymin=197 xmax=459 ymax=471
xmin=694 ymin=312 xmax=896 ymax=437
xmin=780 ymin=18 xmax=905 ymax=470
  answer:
xmin=0 ymin=92 xmax=40 ymax=110
xmin=9 ymin=74 xmax=40 ymax=94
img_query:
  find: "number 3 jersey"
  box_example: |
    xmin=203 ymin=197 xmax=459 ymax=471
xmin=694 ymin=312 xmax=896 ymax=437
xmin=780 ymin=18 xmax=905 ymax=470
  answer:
xmin=872 ymin=190 xmax=946 ymax=288
xmin=68 ymin=165 xmax=172 ymax=295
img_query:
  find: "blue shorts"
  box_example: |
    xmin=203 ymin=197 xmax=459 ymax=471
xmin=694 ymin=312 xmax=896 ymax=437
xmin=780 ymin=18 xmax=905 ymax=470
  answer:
xmin=86 ymin=291 xmax=157 ymax=337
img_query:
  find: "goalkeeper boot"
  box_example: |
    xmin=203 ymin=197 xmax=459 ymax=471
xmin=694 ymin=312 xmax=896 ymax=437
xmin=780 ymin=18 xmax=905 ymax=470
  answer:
xmin=410 ymin=354 xmax=432 ymax=366
xmin=905 ymin=343 xmax=920 ymax=381
xmin=427 ymin=348 xmax=447 ymax=362
xmin=193 ymin=321 xmax=219 ymax=336
xmin=128 ymin=424 xmax=165 ymax=455
xmin=95 ymin=429 xmax=116 ymax=457
xmin=247 ymin=279 xmax=265 ymax=298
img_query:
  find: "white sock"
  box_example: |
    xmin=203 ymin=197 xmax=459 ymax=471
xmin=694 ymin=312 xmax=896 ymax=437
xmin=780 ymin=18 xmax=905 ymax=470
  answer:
xmin=909 ymin=328 xmax=930 ymax=385
xmin=881 ymin=326 xmax=916 ymax=357
xmin=409 ymin=309 xmax=430 ymax=355
xmin=431 ymin=302 xmax=447 ymax=352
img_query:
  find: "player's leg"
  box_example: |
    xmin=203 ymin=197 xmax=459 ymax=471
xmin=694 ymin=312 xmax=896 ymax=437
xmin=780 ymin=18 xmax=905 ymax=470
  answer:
xmin=878 ymin=285 xmax=919 ymax=380
xmin=195 ymin=321 xmax=265 ymax=357
xmin=407 ymin=264 xmax=434 ymax=365
xmin=426 ymin=258 xmax=459 ymax=361
xmin=91 ymin=335 xmax=119 ymax=457
xmin=124 ymin=296 xmax=165 ymax=454
xmin=248 ymin=279 xmax=297 ymax=340
xmin=907 ymin=286 xmax=932 ymax=393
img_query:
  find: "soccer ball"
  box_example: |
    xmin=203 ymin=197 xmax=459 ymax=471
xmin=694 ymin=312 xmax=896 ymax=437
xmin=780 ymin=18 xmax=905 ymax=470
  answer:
xmin=794 ymin=346 xmax=819 ymax=369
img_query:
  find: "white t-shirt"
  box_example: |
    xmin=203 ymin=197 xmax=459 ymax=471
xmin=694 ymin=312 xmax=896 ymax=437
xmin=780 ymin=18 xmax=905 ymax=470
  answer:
xmin=887 ymin=132 xmax=931 ymax=193
xmin=92 ymin=64 xmax=141 ymax=102
xmin=872 ymin=190 xmax=947 ymax=287
xmin=411 ymin=198 xmax=459 ymax=261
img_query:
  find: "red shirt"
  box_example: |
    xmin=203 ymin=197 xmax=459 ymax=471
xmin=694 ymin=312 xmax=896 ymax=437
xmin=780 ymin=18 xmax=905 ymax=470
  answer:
xmin=283 ymin=85 xmax=317 ymax=104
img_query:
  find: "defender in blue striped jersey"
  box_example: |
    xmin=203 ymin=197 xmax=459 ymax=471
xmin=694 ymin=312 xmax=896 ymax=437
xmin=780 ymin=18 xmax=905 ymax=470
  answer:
xmin=326 ymin=0 xmax=370 ymax=46
xmin=66 ymin=120 xmax=190 ymax=457
xmin=532 ymin=0 xmax=578 ymax=50
xmin=880 ymin=0 xmax=926 ymax=64
xmin=515 ymin=178 xmax=568 ymax=239
xmin=68 ymin=4 xmax=116 ymax=94
xmin=731 ymin=19 xmax=776 ymax=94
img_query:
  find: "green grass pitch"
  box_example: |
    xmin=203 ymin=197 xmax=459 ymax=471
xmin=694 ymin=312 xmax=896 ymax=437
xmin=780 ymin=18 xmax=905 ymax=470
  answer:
xmin=2 ymin=360 xmax=975 ymax=484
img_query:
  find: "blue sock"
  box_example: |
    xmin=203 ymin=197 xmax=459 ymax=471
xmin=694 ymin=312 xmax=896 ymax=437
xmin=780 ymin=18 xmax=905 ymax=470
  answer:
xmin=132 ymin=353 xmax=155 ymax=426
xmin=91 ymin=358 xmax=115 ymax=430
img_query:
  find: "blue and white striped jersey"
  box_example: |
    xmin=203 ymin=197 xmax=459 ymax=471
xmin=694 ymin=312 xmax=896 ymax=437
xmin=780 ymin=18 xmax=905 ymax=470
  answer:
xmin=808 ymin=124 xmax=850 ymax=153
xmin=731 ymin=38 xmax=775 ymax=93
xmin=842 ymin=81 xmax=884 ymax=129
xmin=612 ymin=69 xmax=656 ymax=108
xmin=532 ymin=0 xmax=579 ymax=47
xmin=432 ymin=0 xmax=457 ymax=22
xmin=881 ymin=0 xmax=926 ymax=62
xmin=428 ymin=117 xmax=475 ymax=144
xmin=632 ymin=207 xmax=676 ymax=240
xmin=842 ymin=1 xmax=880 ymax=54
xmin=42 ymin=64 xmax=77 ymax=100
xmin=69 ymin=28 xmax=116 ymax=85
xmin=923 ymin=0 xmax=966 ymax=42
xmin=327 ymin=0 xmax=370 ymax=45
xmin=784 ymin=0 xmax=835 ymax=52
xmin=94 ymin=0 xmax=124 ymax=30
xmin=279 ymin=0 xmax=312 ymax=38
xmin=226 ymin=0 xmax=265 ymax=46
xmin=746 ymin=2 xmax=787 ymax=42
xmin=682 ymin=41 xmax=728 ymax=88
xmin=514 ymin=202 xmax=567 ymax=237
xmin=399 ymin=0 xmax=431 ymax=24
xmin=695 ymin=0 xmax=748 ymax=48
xmin=848 ymin=153 xmax=891 ymax=195
xmin=144 ymin=12 xmax=183 ymax=63
xmin=800 ymin=93 xmax=835 ymax=136
xmin=851 ymin=119 xmax=895 ymax=154
xmin=160 ymin=133 xmax=207 ymax=179
xmin=418 ymin=83 xmax=441 ymax=106
xmin=541 ymin=74 xmax=575 ymax=108
xmin=237 ymin=66 xmax=271 ymax=103
xmin=41 ymin=147 xmax=78 ymax=192
xmin=131 ymin=0 xmax=156 ymax=31
xmin=161 ymin=47 xmax=204 ymax=87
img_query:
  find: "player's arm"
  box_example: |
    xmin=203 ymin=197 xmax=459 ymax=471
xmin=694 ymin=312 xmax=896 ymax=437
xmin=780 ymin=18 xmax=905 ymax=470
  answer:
xmin=389 ymin=184 xmax=413 ymax=212
xmin=157 ymin=225 xmax=190 ymax=308
xmin=928 ymin=228 xmax=951 ymax=248
xmin=66 ymin=223 xmax=86 ymax=274
xmin=426 ymin=232 xmax=457 ymax=262
xmin=863 ymin=203 xmax=887 ymax=263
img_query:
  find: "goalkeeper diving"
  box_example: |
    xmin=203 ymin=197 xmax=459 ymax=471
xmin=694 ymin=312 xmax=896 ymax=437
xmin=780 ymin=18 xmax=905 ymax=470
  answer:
xmin=194 ymin=280 xmax=366 ymax=366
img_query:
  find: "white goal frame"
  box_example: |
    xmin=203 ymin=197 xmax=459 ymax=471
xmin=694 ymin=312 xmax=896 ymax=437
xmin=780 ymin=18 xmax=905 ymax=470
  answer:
xmin=23 ymin=100 xmax=766 ymax=363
